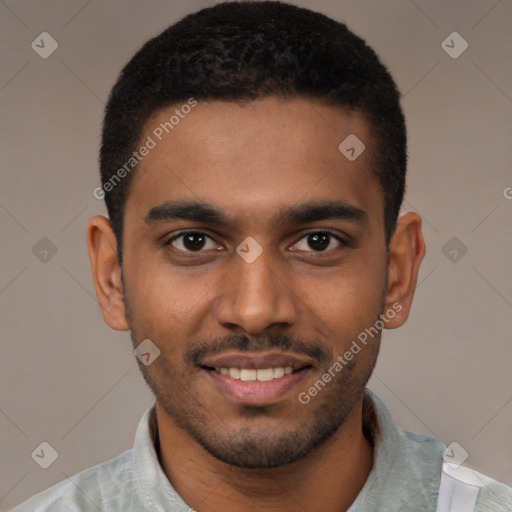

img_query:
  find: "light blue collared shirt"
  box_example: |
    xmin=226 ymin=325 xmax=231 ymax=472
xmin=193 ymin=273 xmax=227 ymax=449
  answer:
xmin=11 ymin=389 xmax=512 ymax=511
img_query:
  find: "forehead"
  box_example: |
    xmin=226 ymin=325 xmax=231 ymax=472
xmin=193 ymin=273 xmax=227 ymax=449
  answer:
xmin=124 ymin=97 xmax=383 ymax=232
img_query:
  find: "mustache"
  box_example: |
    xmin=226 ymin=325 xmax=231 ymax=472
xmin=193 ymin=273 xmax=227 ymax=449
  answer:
xmin=184 ymin=332 xmax=332 ymax=367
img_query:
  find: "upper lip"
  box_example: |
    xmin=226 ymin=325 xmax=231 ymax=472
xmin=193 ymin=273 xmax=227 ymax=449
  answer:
xmin=200 ymin=351 xmax=314 ymax=370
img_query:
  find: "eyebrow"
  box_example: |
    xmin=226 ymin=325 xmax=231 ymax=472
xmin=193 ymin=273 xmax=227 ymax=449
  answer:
xmin=144 ymin=199 xmax=368 ymax=228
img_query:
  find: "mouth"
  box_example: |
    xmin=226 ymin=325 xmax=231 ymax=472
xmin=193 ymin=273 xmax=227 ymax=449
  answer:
xmin=211 ymin=366 xmax=297 ymax=381
xmin=199 ymin=352 xmax=314 ymax=405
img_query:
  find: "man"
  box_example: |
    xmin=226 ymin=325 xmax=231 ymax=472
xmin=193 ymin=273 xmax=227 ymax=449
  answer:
xmin=12 ymin=1 xmax=511 ymax=511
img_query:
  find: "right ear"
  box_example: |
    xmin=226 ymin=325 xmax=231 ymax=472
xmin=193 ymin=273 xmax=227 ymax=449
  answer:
xmin=86 ymin=215 xmax=129 ymax=331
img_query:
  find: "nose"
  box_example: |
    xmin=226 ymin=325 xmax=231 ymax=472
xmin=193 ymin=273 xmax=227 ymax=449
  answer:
xmin=214 ymin=248 xmax=298 ymax=336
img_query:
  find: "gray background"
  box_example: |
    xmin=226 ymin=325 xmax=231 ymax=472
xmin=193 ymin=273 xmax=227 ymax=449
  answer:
xmin=1 ymin=0 xmax=511 ymax=509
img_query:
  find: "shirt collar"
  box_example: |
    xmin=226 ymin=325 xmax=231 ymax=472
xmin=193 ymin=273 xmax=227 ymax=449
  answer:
xmin=347 ymin=388 xmax=402 ymax=510
xmin=132 ymin=405 xmax=190 ymax=511
xmin=131 ymin=388 xmax=400 ymax=510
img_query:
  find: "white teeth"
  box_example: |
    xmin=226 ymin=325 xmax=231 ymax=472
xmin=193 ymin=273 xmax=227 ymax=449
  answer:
xmin=273 ymin=367 xmax=285 ymax=378
xmin=256 ymin=368 xmax=274 ymax=381
xmin=240 ymin=369 xmax=257 ymax=381
xmin=228 ymin=367 xmax=241 ymax=379
xmin=214 ymin=366 xmax=298 ymax=380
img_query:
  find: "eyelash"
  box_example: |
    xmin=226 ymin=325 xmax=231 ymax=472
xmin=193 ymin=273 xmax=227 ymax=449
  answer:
xmin=164 ymin=230 xmax=349 ymax=255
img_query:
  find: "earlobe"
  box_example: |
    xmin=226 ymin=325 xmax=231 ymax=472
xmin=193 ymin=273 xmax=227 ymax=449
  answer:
xmin=86 ymin=215 xmax=130 ymax=331
xmin=383 ymin=212 xmax=426 ymax=329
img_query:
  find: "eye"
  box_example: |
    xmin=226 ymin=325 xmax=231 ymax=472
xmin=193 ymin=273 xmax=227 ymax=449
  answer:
xmin=290 ymin=231 xmax=345 ymax=253
xmin=166 ymin=231 xmax=220 ymax=253
xmin=165 ymin=230 xmax=347 ymax=255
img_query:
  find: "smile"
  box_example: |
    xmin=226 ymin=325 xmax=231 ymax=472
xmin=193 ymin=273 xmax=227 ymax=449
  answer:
xmin=213 ymin=366 xmax=295 ymax=381
xmin=199 ymin=352 xmax=314 ymax=405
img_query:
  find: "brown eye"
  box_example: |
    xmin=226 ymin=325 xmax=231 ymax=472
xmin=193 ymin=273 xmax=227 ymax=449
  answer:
xmin=291 ymin=231 xmax=344 ymax=253
xmin=167 ymin=232 xmax=218 ymax=252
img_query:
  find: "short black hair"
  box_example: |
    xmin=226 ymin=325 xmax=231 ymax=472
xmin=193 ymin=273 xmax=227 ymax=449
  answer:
xmin=100 ymin=0 xmax=406 ymax=263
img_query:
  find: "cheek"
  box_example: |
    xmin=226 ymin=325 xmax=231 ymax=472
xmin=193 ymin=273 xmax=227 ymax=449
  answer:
xmin=123 ymin=261 xmax=184 ymax=338
xmin=124 ymin=256 xmax=219 ymax=346
xmin=305 ymin=259 xmax=385 ymax=342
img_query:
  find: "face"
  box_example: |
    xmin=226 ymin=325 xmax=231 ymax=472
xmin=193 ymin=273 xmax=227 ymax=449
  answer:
xmin=119 ymin=97 xmax=390 ymax=468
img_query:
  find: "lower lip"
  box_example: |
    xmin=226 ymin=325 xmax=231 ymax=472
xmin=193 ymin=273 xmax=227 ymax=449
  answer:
xmin=203 ymin=367 xmax=311 ymax=405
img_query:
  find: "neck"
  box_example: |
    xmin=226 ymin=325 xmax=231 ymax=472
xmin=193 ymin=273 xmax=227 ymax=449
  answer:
xmin=156 ymin=400 xmax=374 ymax=512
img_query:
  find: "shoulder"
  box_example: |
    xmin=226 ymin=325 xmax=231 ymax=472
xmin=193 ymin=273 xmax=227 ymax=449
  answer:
xmin=10 ymin=449 xmax=133 ymax=512
xmin=476 ymin=478 xmax=512 ymax=510
xmin=443 ymin=464 xmax=512 ymax=511
xmin=401 ymin=429 xmax=512 ymax=506
xmin=368 ymin=391 xmax=511 ymax=510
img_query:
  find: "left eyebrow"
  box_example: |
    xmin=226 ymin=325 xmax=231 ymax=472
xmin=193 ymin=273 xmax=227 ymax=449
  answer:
xmin=144 ymin=199 xmax=368 ymax=228
xmin=274 ymin=200 xmax=368 ymax=227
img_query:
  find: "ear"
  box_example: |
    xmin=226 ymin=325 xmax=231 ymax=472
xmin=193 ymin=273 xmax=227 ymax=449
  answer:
xmin=86 ymin=215 xmax=129 ymax=331
xmin=383 ymin=212 xmax=426 ymax=329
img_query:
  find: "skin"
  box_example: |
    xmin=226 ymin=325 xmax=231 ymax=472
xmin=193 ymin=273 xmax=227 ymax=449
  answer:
xmin=87 ymin=97 xmax=425 ymax=512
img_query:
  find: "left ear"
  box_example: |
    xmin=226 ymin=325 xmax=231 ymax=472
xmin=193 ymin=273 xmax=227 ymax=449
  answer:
xmin=383 ymin=212 xmax=426 ymax=329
